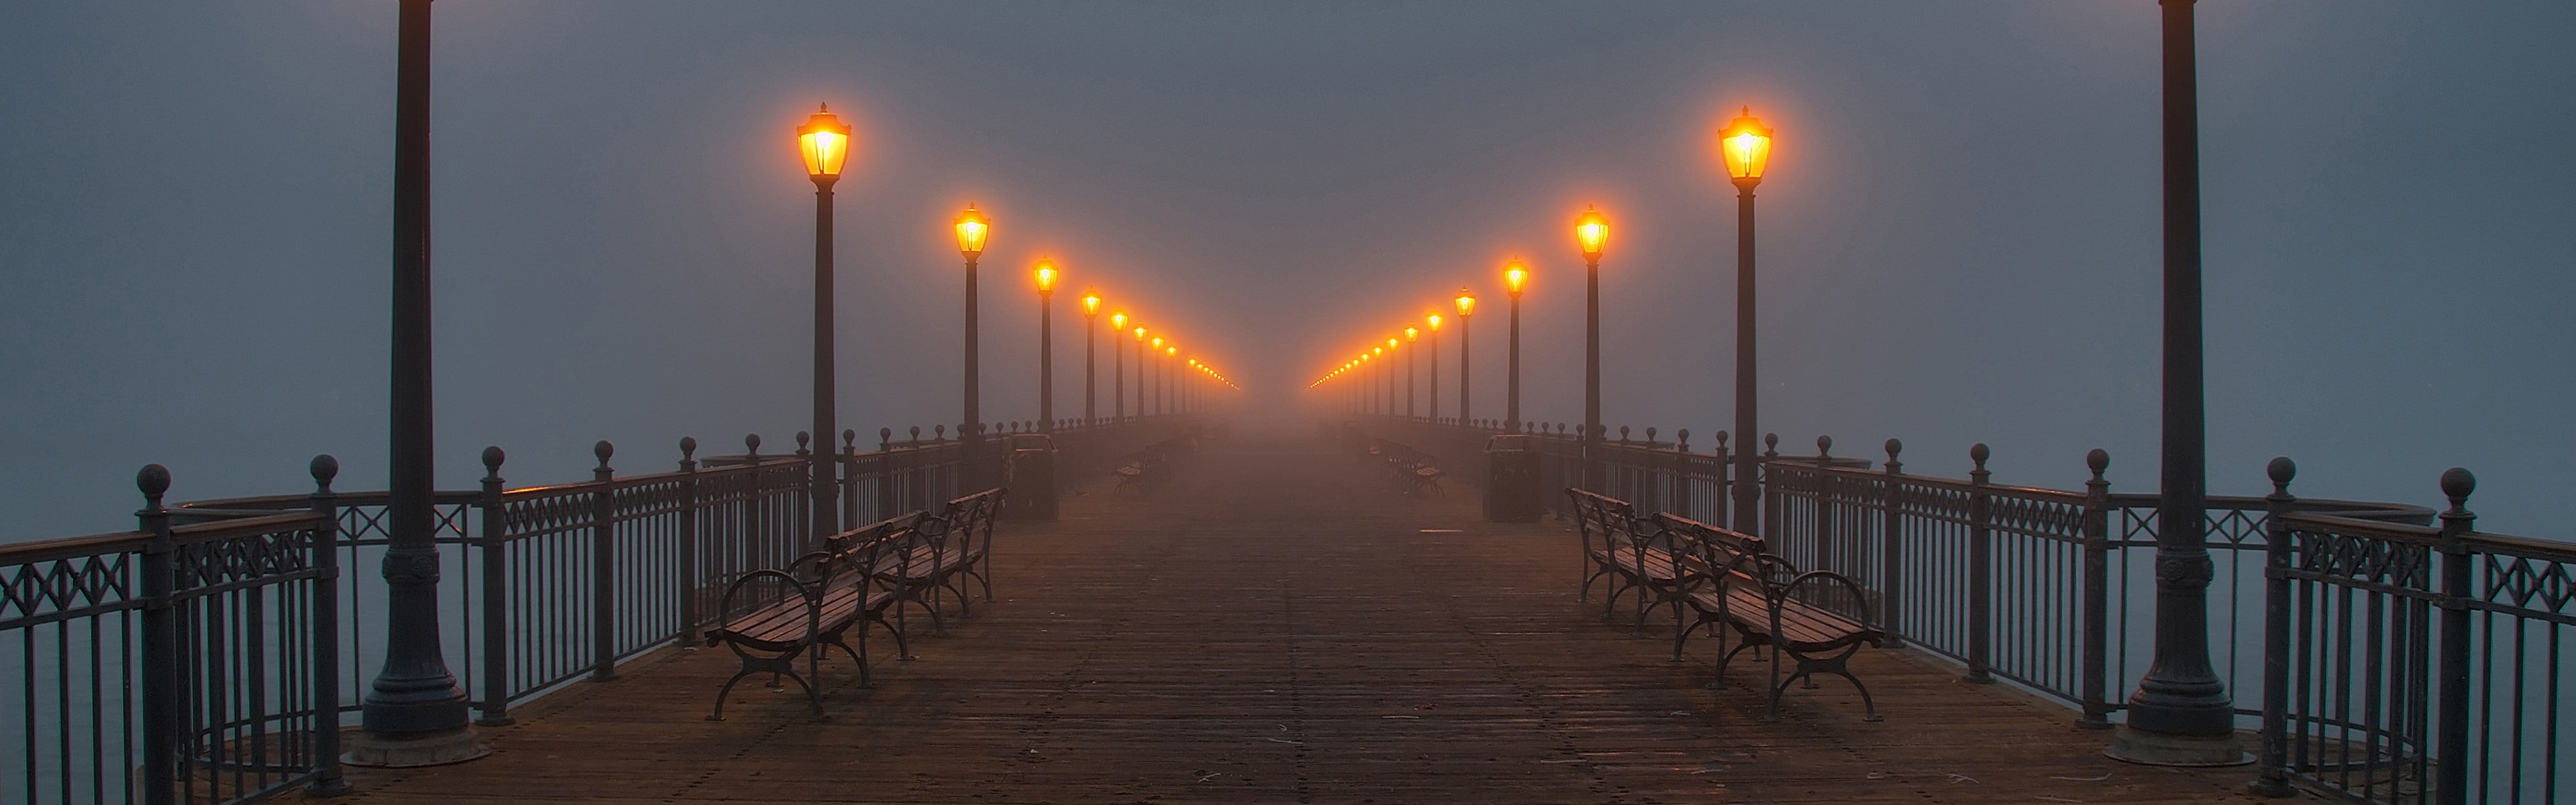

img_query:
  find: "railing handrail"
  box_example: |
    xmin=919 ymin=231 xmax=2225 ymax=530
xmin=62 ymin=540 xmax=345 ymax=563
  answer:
xmin=0 ymin=528 xmax=151 ymax=563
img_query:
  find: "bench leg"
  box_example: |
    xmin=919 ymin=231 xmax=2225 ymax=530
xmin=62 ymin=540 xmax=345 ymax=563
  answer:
xmin=822 ymin=631 xmax=868 ymax=688
xmin=708 ymin=647 xmax=828 ymax=722
xmin=1767 ymin=649 xmax=1880 ymax=722
xmin=1713 ymin=634 xmax=1762 ymax=690
xmin=872 ymin=612 xmax=914 ymax=662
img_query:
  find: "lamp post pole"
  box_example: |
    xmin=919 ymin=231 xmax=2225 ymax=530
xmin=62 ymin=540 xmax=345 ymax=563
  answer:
xmin=356 ymin=0 xmax=485 ymax=767
xmin=1583 ymin=253 xmax=1601 ymax=486
xmin=1576 ymin=211 xmax=1608 ymax=490
xmin=1082 ymin=295 xmax=1099 ymax=426
xmin=1134 ymin=329 xmax=1146 ymax=420
xmin=1428 ymin=318 xmax=1440 ymax=423
xmin=1111 ymin=315 xmax=1126 ymax=422
xmin=1506 ymin=288 xmax=1521 ymax=432
xmin=1405 ymin=329 xmax=1418 ymax=421
xmin=955 ymin=206 xmax=989 ymax=481
xmin=1456 ymin=292 xmax=1474 ymax=428
xmin=1035 ymin=261 xmax=1055 ymax=434
xmin=805 ymin=112 xmax=850 ymax=543
xmin=2109 ymin=0 xmax=2239 ymax=765
xmin=1713 ymin=111 xmax=1771 ymax=536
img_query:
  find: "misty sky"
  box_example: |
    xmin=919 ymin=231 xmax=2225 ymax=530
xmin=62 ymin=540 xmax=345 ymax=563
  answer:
xmin=4 ymin=1 xmax=2572 ymax=539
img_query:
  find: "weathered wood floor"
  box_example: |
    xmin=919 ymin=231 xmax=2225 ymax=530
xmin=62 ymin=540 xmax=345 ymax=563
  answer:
xmin=343 ymin=427 xmax=2290 ymax=804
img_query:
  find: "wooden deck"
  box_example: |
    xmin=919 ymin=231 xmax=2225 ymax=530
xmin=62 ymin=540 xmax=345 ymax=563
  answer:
xmin=341 ymin=427 xmax=2294 ymax=804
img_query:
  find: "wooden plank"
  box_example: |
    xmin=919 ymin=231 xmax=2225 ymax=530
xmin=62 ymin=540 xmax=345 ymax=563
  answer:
xmin=341 ymin=433 xmax=2294 ymax=804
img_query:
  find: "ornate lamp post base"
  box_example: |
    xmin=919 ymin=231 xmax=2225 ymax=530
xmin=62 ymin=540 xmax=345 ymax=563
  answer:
xmin=342 ymin=725 xmax=490 ymax=768
xmin=2104 ymin=724 xmax=2247 ymax=767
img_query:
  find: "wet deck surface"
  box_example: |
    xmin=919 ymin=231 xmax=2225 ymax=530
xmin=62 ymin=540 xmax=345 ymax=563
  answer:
xmin=343 ymin=427 xmax=2288 ymax=804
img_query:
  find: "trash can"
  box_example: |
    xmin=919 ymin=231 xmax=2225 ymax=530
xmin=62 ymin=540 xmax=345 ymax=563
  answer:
xmin=1003 ymin=433 xmax=1057 ymax=521
xmin=1483 ymin=433 xmax=1542 ymax=523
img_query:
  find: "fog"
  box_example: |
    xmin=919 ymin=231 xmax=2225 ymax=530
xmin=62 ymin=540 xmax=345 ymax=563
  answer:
xmin=5 ymin=1 xmax=2571 ymax=539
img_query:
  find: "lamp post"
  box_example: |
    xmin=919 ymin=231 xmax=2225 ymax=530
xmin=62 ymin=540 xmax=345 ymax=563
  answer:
xmin=1133 ymin=326 xmax=1148 ymax=419
xmin=1426 ymin=314 xmax=1442 ymax=423
xmin=1110 ymin=313 xmax=1128 ymax=421
xmin=354 ymin=0 xmax=485 ymax=768
xmin=1404 ymin=326 xmax=1419 ymax=420
xmin=1164 ymin=345 xmax=1178 ymax=415
xmin=1575 ymin=209 xmax=1608 ymax=488
xmin=1034 ymin=259 xmax=1057 ymax=433
xmin=1371 ymin=347 xmax=1384 ymax=415
xmin=802 ymin=106 xmax=853 ymax=542
xmin=1081 ymin=292 xmax=1101 ymax=425
xmin=955 ymin=205 xmax=990 ymax=476
xmin=1384 ymin=339 xmax=1398 ymax=415
xmin=1504 ymin=260 xmax=1527 ymax=431
xmin=1716 ymin=109 xmax=1770 ymax=534
xmin=2108 ymin=0 xmax=2240 ymax=767
xmin=1151 ymin=336 xmax=1166 ymax=416
xmin=1455 ymin=288 xmax=1476 ymax=428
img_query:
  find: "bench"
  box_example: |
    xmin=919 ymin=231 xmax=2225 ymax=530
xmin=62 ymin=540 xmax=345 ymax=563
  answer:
xmin=877 ymin=486 xmax=1006 ymax=641
xmin=701 ymin=511 xmax=925 ymax=721
xmin=1658 ymin=511 xmax=1884 ymax=722
xmin=1567 ymin=489 xmax=1694 ymax=633
xmin=1112 ymin=449 xmax=1168 ymax=494
xmin=1384 ymin=456 xmax=1443 ymax=496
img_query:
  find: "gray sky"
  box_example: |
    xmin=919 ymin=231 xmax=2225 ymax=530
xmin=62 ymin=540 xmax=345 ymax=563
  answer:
xmin=4 ymin=1 xmax=2571 ymax=538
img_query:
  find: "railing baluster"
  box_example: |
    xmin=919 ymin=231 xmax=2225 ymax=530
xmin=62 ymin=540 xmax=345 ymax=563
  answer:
xmin=2432 ymin=468 xmax=2477 ymax=805
xmin=1965 ymin=444 xmax=1994 ymax=684
xmin=2080 ymin=448 xmax=2114 ymax=730
xmin=476 ymin=447 xmax=513 ymax=726
xmin=1815 ymin=436 xmax=1835 ymax=576
xmin=590 ymin=441 xmax=619 ymax=683
xmin=307 ymin=457 xmax=352 ymax=795
xmin=136 ymin=466 xmax=177 ymax=805
xmin=677 ymin=438 xmax=700 ymax=649
xmin=1881 ymin=440 xmax=1906 ymax=649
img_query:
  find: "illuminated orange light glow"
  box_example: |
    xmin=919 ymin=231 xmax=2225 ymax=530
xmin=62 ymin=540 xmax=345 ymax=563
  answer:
xmin=1081 ymin=292 xmax=1102 ymax=316
xmin=1574 ymin=208 xmax=1608 ymax=261
xmin=953 ymin=205 xmax=990 ymax=258
xmin=1426 ymin=314 xmax=1442 ymax=331
xmin=798 ymin=105 xmax=853 ymax=180
xmin=1719 ymin=107 xmax=1773 ymax=182
xmin=1454 ymin=288 xmax=1477 ymax=317
xmin=1032 ymin=258 xmax=1058 ymax=294
xmin=1505 ymin=260 xmax=1529 ymax=297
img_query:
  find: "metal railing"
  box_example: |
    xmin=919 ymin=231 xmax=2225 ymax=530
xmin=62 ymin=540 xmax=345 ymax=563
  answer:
xmin=4 ymin=415 xmax=1197 ymax=804
xmin=1346 ymin=416 xmax=2569 ymax=804
xmin=2 ymin=468 xmax=339 ymax=805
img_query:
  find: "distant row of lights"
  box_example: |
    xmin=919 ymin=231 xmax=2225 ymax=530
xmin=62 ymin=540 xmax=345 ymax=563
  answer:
xmin=1308 ymin=109 xmax=1772 ymax=388
xmin=796 ymin=107 xmax=1234 ymax=388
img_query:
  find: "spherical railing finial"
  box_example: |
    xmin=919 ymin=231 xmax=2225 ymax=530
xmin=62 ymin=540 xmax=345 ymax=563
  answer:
xmin=2439 ymin=467 xmax=2477 ymax=510
xmin=842 ymin=429 xmax=857 ymax=449
xmin=137 ymin=464 xmax=171 ymax=501
xmin=1970 ymin=443 xmax=1991 ymax=470
xmin=679 ymin=437 xmax=697 ymax=460
xmin=1816 ymin=435 xmax=1833 ymax=457
xmin=1885 ymin=438 xmax=1903 ymax=461
xmin=310 ymin=454 xmax=340 ymax=488
xmin=745 ymin=433 xmax=762 ymax=451
xmin=594 ymin=440 xmax=615 ymax=467
xmin=2264 ymin=456 xmax=2295 ymax=493
xmin=794 ymin=431 xmax=811 ymax=451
